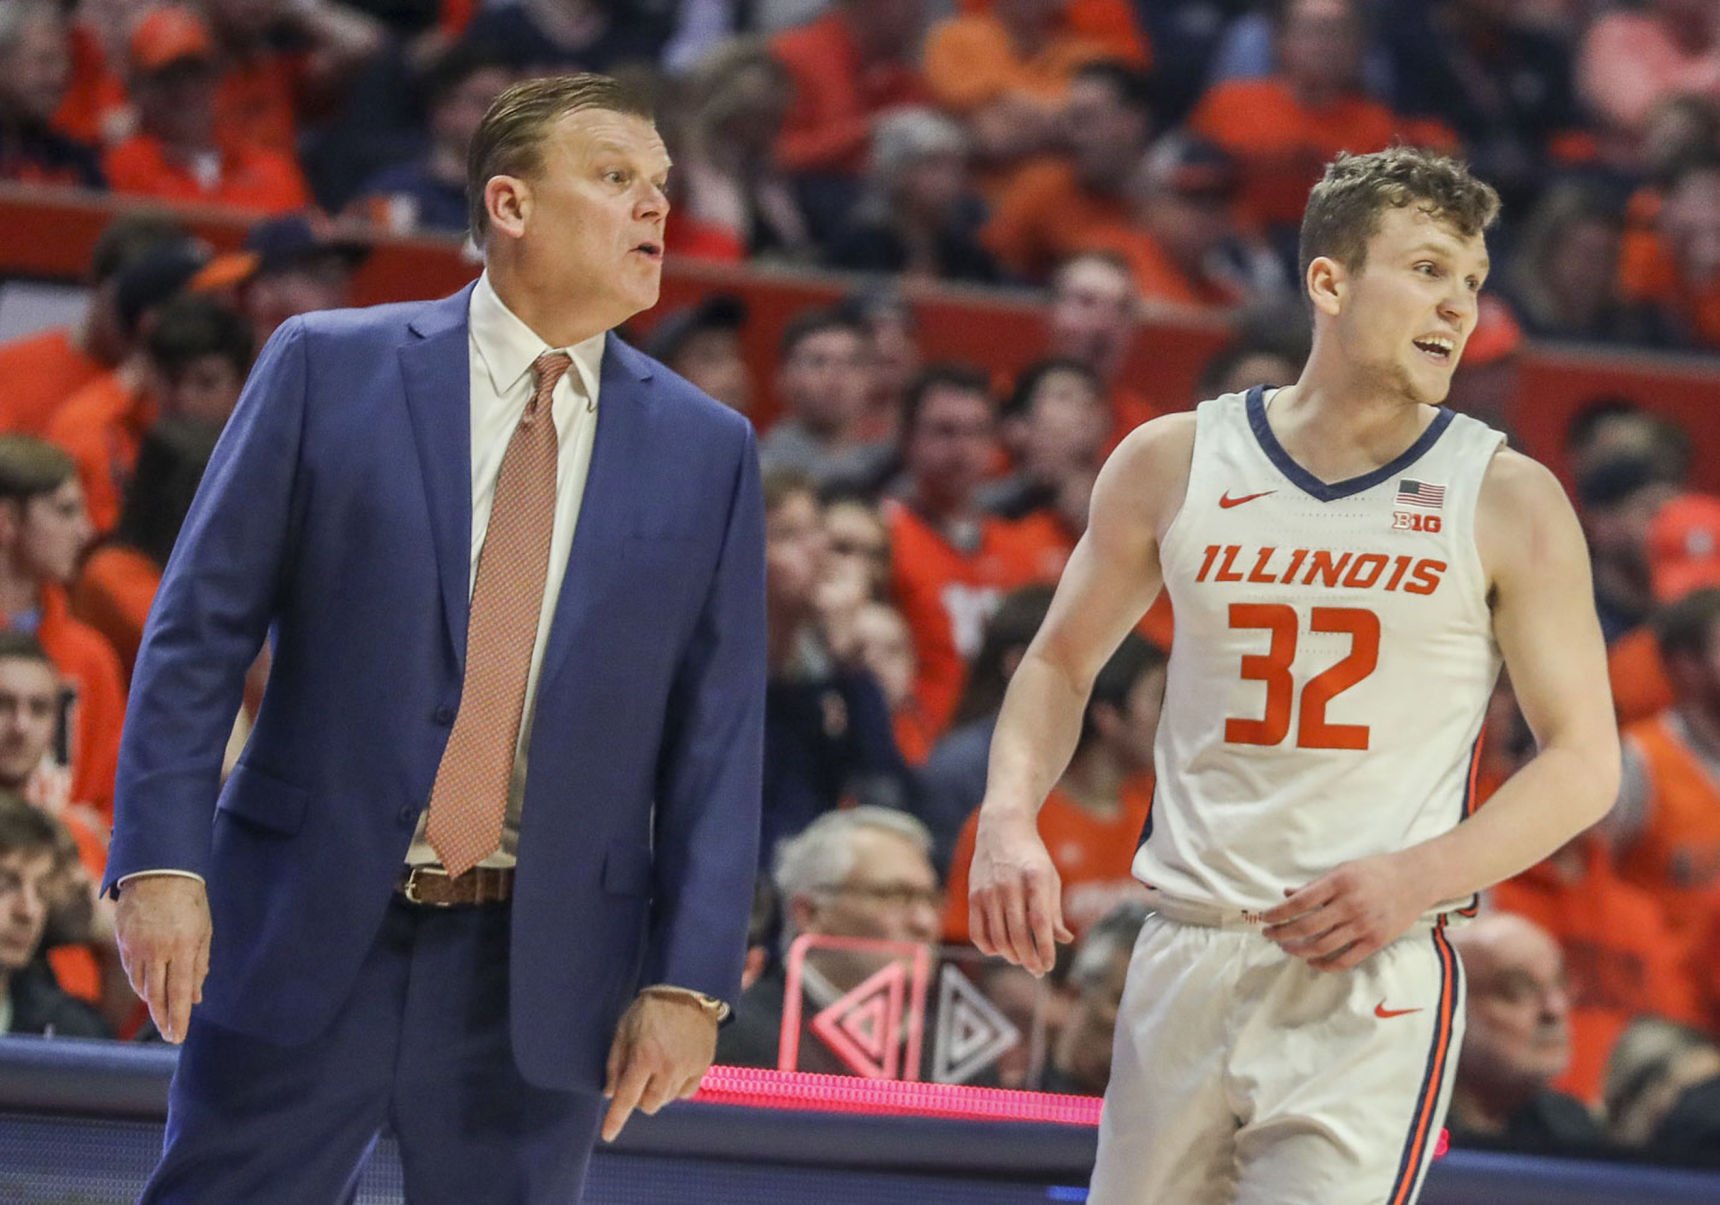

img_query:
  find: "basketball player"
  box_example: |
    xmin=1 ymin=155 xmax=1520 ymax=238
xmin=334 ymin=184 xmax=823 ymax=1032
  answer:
xmin=968 ymin=148 xmax=1619 ymax=1203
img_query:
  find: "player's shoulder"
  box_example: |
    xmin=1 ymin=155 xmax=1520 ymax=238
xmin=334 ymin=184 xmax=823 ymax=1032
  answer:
xmin=1110 ymin=409 xmax=1199 ymax=472
xmin=1477 ymin=446 xmax=1571 ymax=522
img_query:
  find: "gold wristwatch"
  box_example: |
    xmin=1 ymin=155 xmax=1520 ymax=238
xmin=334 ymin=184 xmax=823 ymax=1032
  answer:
xmin=642 ymin=985 xmax=731 ymax=1022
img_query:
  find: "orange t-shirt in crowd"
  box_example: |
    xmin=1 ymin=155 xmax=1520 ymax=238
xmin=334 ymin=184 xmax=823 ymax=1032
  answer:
xmin=45 ymin=373 xmax=155 ymax=536
xmin=54 ymin=23 xmax=131 ymax=148
xmin=770 ymin=12 xmax=931 ymax=176
xmin=924 ymin=14 xmax=1115 ymax=113
xmin=217 ymin=51 xmax=313 ymax=160
xmin=1092 ymin=228 xmax=1248 ymax=311
xmin=956 ymin=0 xmax=1150 ymax=67
xmin=1492 ymin=833 xmax=1701 ymax=1105
xmin=1615 ymin=712 xmax=1720 ymax=949
xmin=1610 ymin=625 xmax=1675 ymax=726
xmin=1189 ymin=79 xmax=1425 ymax=231
xmin=0 ymin=329 xmax=107 ymax=437
xmin=944 ymin=772 xmax=1155 ymax=942
xmin=885 ymin=501 xmax=1063 ymax=738
xmin=102 ymin=135 xmax=311 ymax=216
xmin=1617 ymin=196 xmax=1720 ymax=349
xmin=72 ymin=545 xmax=162 ymax=681
xmin=32 ymin=585 xmax=126 ymax=825
xmin=893 ymin=704 xmax=940 ymax=768
xmin=982 ymin=158 xmax=1133 ymax=282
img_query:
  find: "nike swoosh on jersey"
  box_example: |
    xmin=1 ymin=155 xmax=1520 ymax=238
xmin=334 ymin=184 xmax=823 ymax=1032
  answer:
xmin=1374 ymin=1001 xmax=1424 ymax=1019
xmin=1219 ymin=490 xmax=1277 ymax=508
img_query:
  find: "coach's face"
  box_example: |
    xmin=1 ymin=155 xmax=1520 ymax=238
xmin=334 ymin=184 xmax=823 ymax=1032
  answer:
xmin=516 ymin=108 xmax=669 ymax=329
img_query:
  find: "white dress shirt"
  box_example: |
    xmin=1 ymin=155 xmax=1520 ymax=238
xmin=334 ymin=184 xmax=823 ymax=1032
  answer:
xmin=403 ymin=272 xmax=606 ymax=870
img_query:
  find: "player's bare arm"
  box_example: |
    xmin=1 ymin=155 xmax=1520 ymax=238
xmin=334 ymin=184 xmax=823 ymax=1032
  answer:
xmin=969 ymin=413 xmax=1195 ymax=975
xmin=1266 ymin=449 xmax=1619 ymax=970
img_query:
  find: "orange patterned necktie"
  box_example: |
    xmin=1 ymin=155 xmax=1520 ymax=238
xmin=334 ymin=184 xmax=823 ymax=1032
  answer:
xmin=425 ymin=350 xmax=570 ymax=877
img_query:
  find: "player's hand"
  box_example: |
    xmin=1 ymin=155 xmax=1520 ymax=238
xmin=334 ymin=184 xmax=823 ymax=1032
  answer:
xmin=601 ymin=992 xmax=718 ymax=1142
xmin=114 ymin=874 xmax=211 ymax=1043
xmin=1261 ymin=852 xmax=1428 ymax=972
xmin=968 ymin=806 xmax=1073 ymax=977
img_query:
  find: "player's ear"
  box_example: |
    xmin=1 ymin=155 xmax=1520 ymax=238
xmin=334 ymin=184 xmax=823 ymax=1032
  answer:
xmin=1306 ymin=255 xmax=1345 ymax=318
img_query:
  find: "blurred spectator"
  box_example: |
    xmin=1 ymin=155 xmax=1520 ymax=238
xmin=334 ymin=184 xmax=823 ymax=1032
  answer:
xmin=1641 ymin=1037 xmax=1720 ymax=1168
xmin=73 ymin=419 xmax=221 ymax=679
xmin=1190 ymin=0 xmax=1445 ymax=238
xmin=1504 ymin=184 xmax=1631 ymax=343
xmin=208 ymin=212 xmax=371 ymax=345
xmin=839 ymin=287 xmax=921 ymax=444
xmin=943 ymin=632 xmax=1162 ymax=942
xmin=460 ymin=0 xmax=667 ymax=79
xmin=885 ymin=365 xmax=1062 ymax=740
xmin=1608 ymin=585 xmax=1720 ymax=952
xmin=1041 ymin=900 xmax=1146 ymax=1094
xmin=822 ymin=491 xmax=892 ymax=601
xmin=830 ymin=108 xmax=1000 ymax=284
xmin=0 ymin=633 xmax=128 ymax=1029
xmin=982 ymin=60 xmax=1153 ymax=283
xmin=1608 ymin=486 xmax=1709 ymax=726
xmin=1565 ymin=397 xmax=1693 ymax=486
xmin=1102 ymin=133 xmax=1285 ymax=309
xmin=0 ymin=211 xmax=185 ymax=437
xmin=1578 ymin=0 xmax=1720 ymax=165
xmin=44 ymin=238 xmax=213 ymax=535
xmin=851 ymin=600 xmax=937 ymax=765
xmin=1604 ymin=1018 xmax=1720 ymax=1153
xmin=51 ymin=289 xmax=250 ymax=534
xmin=1194 ymin=300 xmax=1311 ymax=401
xmin=0 ymin=799 xmax=109 ymax=1038
xmin=1204 ymin=0 xmax=1395 ymax=101
xmin=54 ymin=0 xmax=137 ymax=150
xmin=1381 ymin=0 xmax=1589 ymax=208
xmin=982 ymin=358 xmax=1108 ymax=549
xmin=917 ymin=584 xmax=1055 ymax=871
xmin=716 ymin=806 xmax=942 ymax=1073
xmin=0 ymin=0 xmax=103 ymax=188
xmin=1446 ymin=913 xmax=1609 ymax=1156
xmin=921 ymin=0 xmax=1115 ymax=196
xmin=1617 ymin=158 xmax=1720 ymax=349
xmin=0 ymin=437 xmax=121 ymax=825
xmin=761 ymin=470 xmax=914 ymax=869
xmin=666 ymin=38 xmax=810 ymax=263
xmin=1135 ymin=0 xmax=1257 ymax=124
xmin=101 ymin=6 xmax=312 ymax=214
xmin=642 ymin=293 xmax=754 ymax=416
xmin=202 ymin=0 xmax=385 ymax=161
xmin=349 ymin=42 xmax=512 ymax=236
xmin=1574 ymin=455 xmax=1679 ymax=643
xmin=1491 ymin=829 xmax=1701 ymax=1106
xmin=1043 ymin=251 xmax=1160 ymax=451
xmin=770 ymin=0 xmax=931 ymax=238
xmin=760 ymin=310 xmax=892 ymax=489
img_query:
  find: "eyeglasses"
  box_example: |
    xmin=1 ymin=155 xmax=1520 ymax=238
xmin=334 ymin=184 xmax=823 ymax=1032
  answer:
xmin=817 ymin=882 xmax=944 ymax=910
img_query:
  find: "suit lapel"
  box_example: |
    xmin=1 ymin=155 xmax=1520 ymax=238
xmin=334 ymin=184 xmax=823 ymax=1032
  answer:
xmin=537 ymin=336 xmax=654 ymax=690
xmin=399 ymin=287 xmax=477 ymax=667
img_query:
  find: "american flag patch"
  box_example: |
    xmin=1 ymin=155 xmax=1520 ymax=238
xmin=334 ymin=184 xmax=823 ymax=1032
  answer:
xmin=1396 ymin=479 xmax=1446 ymax=509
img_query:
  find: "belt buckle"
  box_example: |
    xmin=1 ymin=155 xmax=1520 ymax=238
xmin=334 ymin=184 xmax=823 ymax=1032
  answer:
xmin=401 ymin=866 xmax=449 ymax=907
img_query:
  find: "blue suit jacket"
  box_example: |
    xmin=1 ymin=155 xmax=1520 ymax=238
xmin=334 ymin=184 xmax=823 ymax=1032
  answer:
xmin=104 ymin=285 xmax=766 ymax=1091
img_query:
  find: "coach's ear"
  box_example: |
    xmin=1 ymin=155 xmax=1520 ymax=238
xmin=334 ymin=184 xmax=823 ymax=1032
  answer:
xmin=1306 ymin=255 xmax=1345 ymax=318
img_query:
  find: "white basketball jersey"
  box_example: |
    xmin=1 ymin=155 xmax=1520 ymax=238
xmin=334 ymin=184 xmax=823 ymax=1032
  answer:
xmin=1134 ymin=386 xmax=1506 ymax=916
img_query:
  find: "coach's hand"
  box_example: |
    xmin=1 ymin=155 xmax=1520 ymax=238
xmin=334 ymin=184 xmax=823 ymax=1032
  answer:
xmin=601 ymin=992 xmax=718 ymax=1142
xmin=114 ymin=874 xmax=212 ymax=1044
xmin=1262 ymin=852 xmax=1428 ymax=972
xmin=968 ymin=807 xmax=1073 ymax=977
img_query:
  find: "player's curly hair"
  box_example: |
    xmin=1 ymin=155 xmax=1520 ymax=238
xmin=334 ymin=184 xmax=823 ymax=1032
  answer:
xmin=1298 ymin=147 xmax=1501 ymax=287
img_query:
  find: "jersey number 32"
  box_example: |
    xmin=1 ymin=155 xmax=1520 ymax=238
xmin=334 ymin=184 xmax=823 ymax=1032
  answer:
xmin=1224 ymin=604 xmax=1380 ymax=751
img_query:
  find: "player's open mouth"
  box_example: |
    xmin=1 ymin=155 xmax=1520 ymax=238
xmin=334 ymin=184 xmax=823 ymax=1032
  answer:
xmin=632 ymin=242 xmax=663 ymax=262
xmin=1412 ymin=335 xmax=1454 ymax=363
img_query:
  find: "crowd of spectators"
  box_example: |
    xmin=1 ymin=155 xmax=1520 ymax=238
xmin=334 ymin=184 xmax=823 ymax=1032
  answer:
xmin=2 ymin=0 xmax=1720 ymax=1177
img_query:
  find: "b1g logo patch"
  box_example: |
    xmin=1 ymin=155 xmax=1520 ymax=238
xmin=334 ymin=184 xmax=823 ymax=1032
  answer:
xmin=1393 ymin=511 xmax=1442 ymax=533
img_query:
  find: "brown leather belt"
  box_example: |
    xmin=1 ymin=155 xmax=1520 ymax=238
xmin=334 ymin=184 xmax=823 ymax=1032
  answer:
xmin=395 ymin=865 xmax=514 ymax=907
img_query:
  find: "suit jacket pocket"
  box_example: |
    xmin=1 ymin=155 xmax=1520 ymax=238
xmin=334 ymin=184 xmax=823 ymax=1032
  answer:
xmin=603 ymin=841 xmax=654 ymax=896
xmin=216 ymin=762 xmax=312 ymax=836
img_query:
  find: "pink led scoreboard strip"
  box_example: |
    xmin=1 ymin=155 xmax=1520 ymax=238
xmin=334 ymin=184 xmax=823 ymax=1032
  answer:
xmin=692 ymin=1066 xmax=1450 ymax=1159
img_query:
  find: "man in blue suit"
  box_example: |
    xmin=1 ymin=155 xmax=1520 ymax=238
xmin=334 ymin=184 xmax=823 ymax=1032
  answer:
xmin=104 ymin=73 xmax=766 ymax=1202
